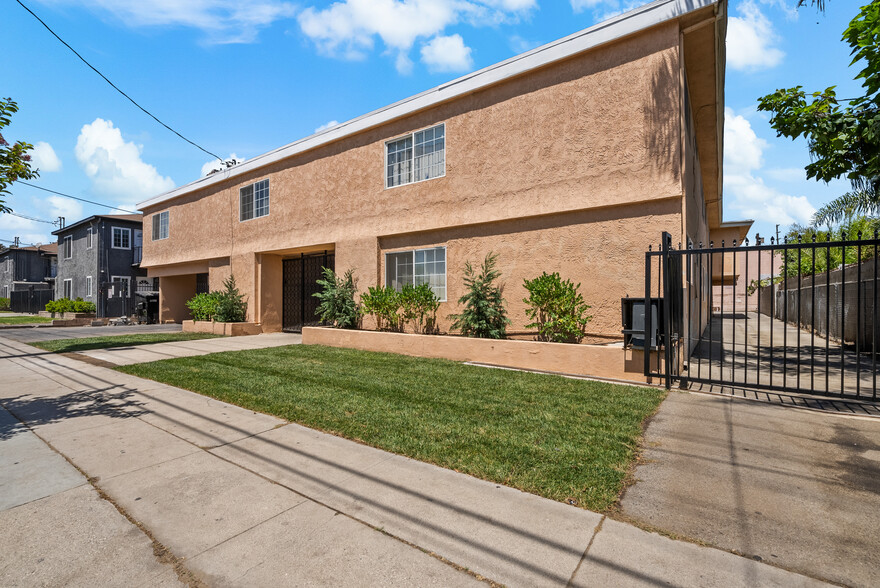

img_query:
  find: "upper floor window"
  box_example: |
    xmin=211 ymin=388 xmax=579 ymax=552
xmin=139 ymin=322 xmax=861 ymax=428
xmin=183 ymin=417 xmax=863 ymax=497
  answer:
xmin=385 ymin=246 xmax=447 ymax=301
xmin=152 ymin=211 xmax=169 ymax=240
xmin=86 ymin=226 xmax=93 ymax=249
xmin=240 ymin=179 xmax=270 ymax=221
xmin=386 ymin=123 xmax=445 ymax=188
xmin=112 ymin=227 xmax=131 ymax=249
xmin=63 ymin=236 xmax=72 ymax=259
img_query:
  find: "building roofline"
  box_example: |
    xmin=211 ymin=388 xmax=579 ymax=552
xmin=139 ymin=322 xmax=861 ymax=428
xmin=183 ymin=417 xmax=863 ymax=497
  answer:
xmin=51 ymin=214 xmax=142 ymax=236
xmin=138 ymin=0 xmax=720 ymax=211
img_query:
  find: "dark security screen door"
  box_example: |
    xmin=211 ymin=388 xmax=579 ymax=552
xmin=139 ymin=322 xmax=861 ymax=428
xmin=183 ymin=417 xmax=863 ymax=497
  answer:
xmin=282 ymin=252 xmax=334 ymax=332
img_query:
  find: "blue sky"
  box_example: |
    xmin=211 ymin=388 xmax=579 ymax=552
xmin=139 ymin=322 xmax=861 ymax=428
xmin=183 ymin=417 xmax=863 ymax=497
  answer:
xmin=0 ymin=0 xmax=866 ymax=247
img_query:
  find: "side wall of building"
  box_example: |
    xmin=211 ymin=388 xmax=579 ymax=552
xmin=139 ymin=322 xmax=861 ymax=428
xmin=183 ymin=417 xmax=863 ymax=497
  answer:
xmin=55 ymin=224 xmax=98 ymax=302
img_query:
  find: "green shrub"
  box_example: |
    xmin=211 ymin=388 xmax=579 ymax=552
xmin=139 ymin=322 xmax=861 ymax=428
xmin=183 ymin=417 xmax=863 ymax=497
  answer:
xmin=448 ymin=252 xmax=510 ymax=339
xmin=214 ymin=275 xmax=248 ymax=322
xmin=45 ymin=297 xmax=95 ymax=316
xmin=522 ymin=272 xmax=592 ymax=343
xmin=0 ymin=297 xmax=10 ymax=311
xmin=400 ymin=282 xmax=440 ymax=334
xmin=360 ymin=286 xmax=402 ymax=331
xmin=313 ymin=267 xmax=360 ymax=329
xmin=186 ymin=292 xmax=221 ymax=321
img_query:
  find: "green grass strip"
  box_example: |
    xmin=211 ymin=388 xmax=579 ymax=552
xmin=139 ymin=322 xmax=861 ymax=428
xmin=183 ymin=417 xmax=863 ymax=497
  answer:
xmin=0 ymin=316 xmax=54 ymax=325
xmin=33 ymin=332 xmax=221 ymax=353
xmin=118 ymin=344 xmax=665 ymax=511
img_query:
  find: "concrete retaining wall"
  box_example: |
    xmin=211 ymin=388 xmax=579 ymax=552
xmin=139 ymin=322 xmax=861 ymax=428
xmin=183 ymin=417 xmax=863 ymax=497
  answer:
xmin=302 ymin=327 xmax=659 ymax=383
xmin=182 ymin=320 xmax=261 ymax=336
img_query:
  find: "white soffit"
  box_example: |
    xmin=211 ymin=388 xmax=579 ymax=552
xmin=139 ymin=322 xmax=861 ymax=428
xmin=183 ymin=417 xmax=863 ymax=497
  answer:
xmin=138 ymin=0 xmax=718 ymax=210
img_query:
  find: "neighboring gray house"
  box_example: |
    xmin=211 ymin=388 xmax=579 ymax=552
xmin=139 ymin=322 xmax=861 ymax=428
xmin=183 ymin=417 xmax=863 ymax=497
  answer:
xmin=0 ymin=243 xmax=57 ymax=298
xmin=52 ymin=214 xmax=149 ymax=317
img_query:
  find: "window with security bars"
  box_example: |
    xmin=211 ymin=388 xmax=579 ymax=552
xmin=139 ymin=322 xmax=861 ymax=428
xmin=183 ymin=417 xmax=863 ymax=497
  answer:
xmin=385 ymin=124 xmax=445 ymax=188
xmin=240 ymin=179 xmax=270 ymax=221
xmin=385 ymin=246 xmax=446 ymax=301
xmin=152 ymin=211 xmax=169 ymax=240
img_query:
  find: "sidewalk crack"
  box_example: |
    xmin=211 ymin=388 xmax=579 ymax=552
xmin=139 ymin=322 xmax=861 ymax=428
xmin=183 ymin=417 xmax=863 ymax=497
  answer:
xmin=566 ymin=515 xmax=606 ymax=587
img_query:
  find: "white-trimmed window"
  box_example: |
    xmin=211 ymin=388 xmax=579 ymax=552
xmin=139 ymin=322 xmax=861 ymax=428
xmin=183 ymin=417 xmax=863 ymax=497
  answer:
xmin=152 ymin=211 xmax=169 ymax=240
xmin=86 ymin=226 xmax=93 ymax=249
xmin=112 ymin=227 xmax=131 ymax=249
xmin=86 ymin=276 xmax=93 ymax=297
xmin=240 ymin=179 xmax=270 ymax=221
xmin=386 ymin=123 xmax=445 ymax=188
xmin=385 ymin=246 xmax=446 ymax=301
xmin=2 ymin=285 xmax=8 ymax=298
xmin=63 ymin=236 xmax=72 ymax=259
xmin=63 ymin=279 xmax=72 ymax=299
xmin=111 ymin=276 xmax=131 ymax=297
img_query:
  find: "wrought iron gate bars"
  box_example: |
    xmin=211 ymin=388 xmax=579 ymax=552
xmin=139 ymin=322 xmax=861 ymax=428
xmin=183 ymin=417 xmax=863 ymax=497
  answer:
xmin=644 ymin=231 xmax=880 ymax=399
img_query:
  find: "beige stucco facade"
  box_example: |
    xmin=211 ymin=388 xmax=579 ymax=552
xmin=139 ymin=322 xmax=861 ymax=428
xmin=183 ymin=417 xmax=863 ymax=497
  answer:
xmin=139 ymin=0 xmax=742 ymax=339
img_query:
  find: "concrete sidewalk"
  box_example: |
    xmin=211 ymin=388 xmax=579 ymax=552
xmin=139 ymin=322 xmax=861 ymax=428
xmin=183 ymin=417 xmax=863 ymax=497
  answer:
xmin=0 ymin=335 xmax=829 ymax=587
xmin=74 ymin=332 xmax=301 ymax=366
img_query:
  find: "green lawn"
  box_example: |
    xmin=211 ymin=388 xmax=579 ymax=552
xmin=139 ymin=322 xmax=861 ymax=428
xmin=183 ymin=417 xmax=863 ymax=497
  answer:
xmin=0 ymin=316 xmax=54 ymax=325
xmin=33 ymin=332 xmax=221 ymax=353
xmin=117 ymin=344 xmax=665 ymax=511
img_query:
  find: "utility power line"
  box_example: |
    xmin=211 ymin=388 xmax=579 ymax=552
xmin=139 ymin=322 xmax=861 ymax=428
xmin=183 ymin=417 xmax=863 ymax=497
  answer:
xmin=15 ymin=0 xmax=223 ymax=163
xmin=16 ymin=182 xmax=139 ymax=214
xmin=7 ymin=211 xmax=58 ymax=225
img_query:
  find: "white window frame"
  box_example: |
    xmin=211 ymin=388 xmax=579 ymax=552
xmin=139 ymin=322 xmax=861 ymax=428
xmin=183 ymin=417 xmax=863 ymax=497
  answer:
xmin=63 ymin=236 xmax=72 ymax=259
xmin=63 ymin=278 xmax=72 ymax=299
xmin=385 ymin=123 xmax=446 ymax=189
xmin=384 ymin=246 xmax=447 ymax=302
xmin=239 ymin=179 xmax=270 ymax=222
xmin=152 ymin=211 xmax=169 ymax=240
xmin=86 ymin=276 xmax=93 ymax=297
xmin=111 ymin=275 xmax=131 ymax=297
xmin=2 ymin=285 xmax=8 ymax=298
xmin=86 ymin=226 xmax=93 ymax=249
xmin=112 ymin=227 xmax=131 ymax=250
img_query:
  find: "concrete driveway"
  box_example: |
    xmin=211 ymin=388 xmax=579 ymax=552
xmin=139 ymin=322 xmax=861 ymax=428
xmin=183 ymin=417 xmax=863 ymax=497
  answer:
xmin=621 ymin=391 xmax=880 ymax=588
xmin=1 ymin=323 xmax=182 ymax=344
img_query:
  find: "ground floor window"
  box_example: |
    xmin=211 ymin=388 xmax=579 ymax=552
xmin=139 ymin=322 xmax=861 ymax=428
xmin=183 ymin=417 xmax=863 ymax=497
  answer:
xmin=111 ymin=276 xmax=131 ymax=296
xmin=385 ymin=246 xmax=446 ymax=301
xmin=86 ymin=276 xmax=92 ymax=297
xmin=63 ymin=279 xmax=72 ymax=299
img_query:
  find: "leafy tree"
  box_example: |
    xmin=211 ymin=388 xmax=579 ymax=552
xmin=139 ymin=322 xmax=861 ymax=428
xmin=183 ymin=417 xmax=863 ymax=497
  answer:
xmin=0 ymin=98 xmax=40 ymax=214
xmin=313 ymin=267 xmax=360 ymax=329
xmin=757 ymin=3 xmax=880 ymax=210
xmin=214 ymin=275 xmax=248 ymax=322
xmin=522 ymin=272 xmax=592 ymax=343
xmin=448 ymin=252 xmax=510 ymax=339
xmin=779 ymin=217 xmax=879 ymax=278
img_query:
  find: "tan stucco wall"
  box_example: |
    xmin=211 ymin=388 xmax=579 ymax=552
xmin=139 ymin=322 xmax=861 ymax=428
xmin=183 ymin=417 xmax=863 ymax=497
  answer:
xmin=144 ymin=21 xmax=699 ymax=329
xmin=159 ymin=275 xmax=196 ymax=323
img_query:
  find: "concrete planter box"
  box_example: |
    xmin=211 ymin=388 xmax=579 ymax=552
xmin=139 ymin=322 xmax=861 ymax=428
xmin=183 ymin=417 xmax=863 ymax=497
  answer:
xmin=302 ymin=327 xmax=658 ymax=383
xmin=40 ymin=311 xmax=96 ymax=320
xmin=182 ymin=320 xmax=262 ymax=336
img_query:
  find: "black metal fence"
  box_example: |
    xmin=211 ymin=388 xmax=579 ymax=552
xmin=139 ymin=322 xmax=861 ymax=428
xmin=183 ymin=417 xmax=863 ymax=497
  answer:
xmin=10 ymin=289 xmax=53 ymax=314
xmin=643 ymin=231 xmax=879 ymax=401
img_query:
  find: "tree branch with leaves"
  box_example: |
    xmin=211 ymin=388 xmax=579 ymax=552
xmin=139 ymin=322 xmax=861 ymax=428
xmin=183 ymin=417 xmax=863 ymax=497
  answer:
xmin=0 ymin=98 xmax=40 ymax=214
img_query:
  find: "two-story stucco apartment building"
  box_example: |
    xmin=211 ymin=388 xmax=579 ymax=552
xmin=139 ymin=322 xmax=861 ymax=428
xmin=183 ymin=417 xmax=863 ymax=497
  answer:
xmin=138 ymin=0 xmax=749 ymax=336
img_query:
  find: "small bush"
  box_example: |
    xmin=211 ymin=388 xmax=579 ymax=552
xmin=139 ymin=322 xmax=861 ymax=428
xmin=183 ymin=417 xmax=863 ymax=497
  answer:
xmin=186 ymin=292 xmax=221 ymax=321
xmin=361 ymin=286 xmax=402 ymax=332
xmin=523 ymin=272 xmax=592 ymax=344
xmin=448 ymin=252 xmax=510 ymax=339
xmin=45 ymin=297 xmax=95 ymax=315
xmin=313 ymin=267 xmax=361 ymax=329
xmin=215 ymin=276 xmax=248 ymax=322
xmin=400 ymin=283 xmax=440 ymax=334
xmin=0 ymin=297 xmax=10 ymax=311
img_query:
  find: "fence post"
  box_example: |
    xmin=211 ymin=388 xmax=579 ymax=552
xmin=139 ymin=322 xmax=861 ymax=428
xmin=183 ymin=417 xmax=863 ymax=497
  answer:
xmin=662 ymin=231 xmax=673 ymax=390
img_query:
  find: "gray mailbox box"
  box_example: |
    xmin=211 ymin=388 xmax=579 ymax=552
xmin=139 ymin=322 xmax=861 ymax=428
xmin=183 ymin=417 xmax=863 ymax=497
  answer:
xmin=621 ymin=297 xmax=664 ymax=349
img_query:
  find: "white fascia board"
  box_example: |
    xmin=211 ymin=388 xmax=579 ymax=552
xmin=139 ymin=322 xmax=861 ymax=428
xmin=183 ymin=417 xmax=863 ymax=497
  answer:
xmin=138 ymin=0 xmax=718 ymax=210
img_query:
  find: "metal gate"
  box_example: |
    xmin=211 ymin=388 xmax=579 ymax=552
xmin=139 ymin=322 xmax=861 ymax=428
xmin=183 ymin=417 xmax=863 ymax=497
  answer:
xmin=645 ymin=231 xmax=879 ymax=400
xmin=10 ymin=289 xmax=53 ymax=314
xmin=282 ymin=251 xmax=334 ymax=332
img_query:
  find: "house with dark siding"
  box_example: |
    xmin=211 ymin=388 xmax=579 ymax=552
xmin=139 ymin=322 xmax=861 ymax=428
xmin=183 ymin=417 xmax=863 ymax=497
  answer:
xmin=0 ymin=243 xmax=57 ymax=299
xmin=52 ymin=214 xmax=149 ymax=317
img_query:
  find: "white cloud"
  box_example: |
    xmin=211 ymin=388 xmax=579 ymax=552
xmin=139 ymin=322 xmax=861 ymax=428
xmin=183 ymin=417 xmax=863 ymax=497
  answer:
xmin=727 ymin=1 xmax=784 ymax=71
xmin=30 ymin=142 xmax=62 ymax=173
xmin=314 ymin=120 xmax=340 ymax=134
xmin=298 ymin=0 xmax=534 ymax=72
xmin=75 ymin=118 xmax=175 ymax=202
xmin=45 ymin=195 xmax=83 ymax=222
xmin=570 ymin=0 xmax=607 ymax=13
xmin=0 ymin=209 xmax=54 ymax=246
xmin=421 ymin=34 xmax=473 ymax=72
xmin=201 ymin=153 xmax=245 ymax=177
xmin=40 ymin=0 xmax=297 ymax=44
xmin=724 ymin=108 xmax=815 ymax=226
